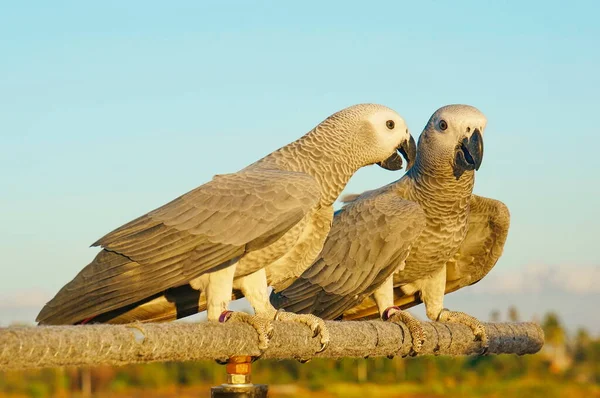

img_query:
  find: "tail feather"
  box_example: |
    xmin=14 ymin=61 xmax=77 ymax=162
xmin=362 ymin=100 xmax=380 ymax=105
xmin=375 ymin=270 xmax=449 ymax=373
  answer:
xmin=80 ymin=284 xmax=203 ymax=324
xmin=79 ymin=286 xmax=245 ymax=325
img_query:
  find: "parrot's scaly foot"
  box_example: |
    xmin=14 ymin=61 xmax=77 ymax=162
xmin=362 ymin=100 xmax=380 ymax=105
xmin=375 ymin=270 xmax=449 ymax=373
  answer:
xmin=383 ymin=306 xmax=425 ymax=356
xmin=220 ymin=311 xmax=274 ymax=353
xmin=275 ymin=310 xmax=330 ymax=354
xmin=438 ymin=308 xmax=488 ymax=353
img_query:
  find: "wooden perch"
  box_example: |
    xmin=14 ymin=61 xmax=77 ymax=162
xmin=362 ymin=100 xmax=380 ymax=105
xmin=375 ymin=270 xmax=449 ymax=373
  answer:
xmin=0 ymin=320 xmax=544 ymax=370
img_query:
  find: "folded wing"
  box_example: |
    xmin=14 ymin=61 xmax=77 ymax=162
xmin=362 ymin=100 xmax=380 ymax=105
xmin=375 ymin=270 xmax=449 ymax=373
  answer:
xmin=37 ymin=169 xmax=321 ymax=325
xmin=271 ymin=191 xmax=425 ymax=320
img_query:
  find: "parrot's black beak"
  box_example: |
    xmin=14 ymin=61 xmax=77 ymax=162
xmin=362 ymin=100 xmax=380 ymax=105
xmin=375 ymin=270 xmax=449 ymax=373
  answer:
xmin=399 ymin=134 xmax=417 ymax=171
xmin=453 ymin=128 xmax=484 ymax=178
xmin=377 ymin=135 xmax=417 ymax=171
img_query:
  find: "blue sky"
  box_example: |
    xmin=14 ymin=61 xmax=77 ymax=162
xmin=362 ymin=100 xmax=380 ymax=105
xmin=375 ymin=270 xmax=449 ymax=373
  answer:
xmin=1 ymin=1 xmax=599 ymax=327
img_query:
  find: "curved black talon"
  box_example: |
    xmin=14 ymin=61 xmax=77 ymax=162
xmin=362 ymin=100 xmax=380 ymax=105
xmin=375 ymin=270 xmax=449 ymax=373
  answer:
xmin=274 ymin=309 xmax=330 ymax=354
xmin=316 ymin=341 xmax=328 ymax=353
xmin=219 ymin=310 xmax=272 ymax=352
xmin=384 ymin=306 xmax=425 ymax=354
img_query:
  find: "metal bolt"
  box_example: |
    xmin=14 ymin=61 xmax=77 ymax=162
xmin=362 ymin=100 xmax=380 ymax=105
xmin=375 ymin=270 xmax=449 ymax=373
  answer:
xmin=212 ymin=356 xmax=268 ymax=397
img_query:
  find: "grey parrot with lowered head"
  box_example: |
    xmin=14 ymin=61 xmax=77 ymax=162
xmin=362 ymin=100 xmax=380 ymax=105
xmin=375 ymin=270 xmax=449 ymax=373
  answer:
xmin=37 ymin=103 xmax=417 ymax=353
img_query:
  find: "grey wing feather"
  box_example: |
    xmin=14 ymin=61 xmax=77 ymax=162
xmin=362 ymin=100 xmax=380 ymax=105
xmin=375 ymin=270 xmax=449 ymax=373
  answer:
xmin=444 ymin=194 xmax=510 ymax=293
xmin=37 ymin=169 xmax=321 ymax=325
xmin=271 ymin=191 xmax=425 ymax=320
xmin=342 ymin=194 xmax=510 ymax=320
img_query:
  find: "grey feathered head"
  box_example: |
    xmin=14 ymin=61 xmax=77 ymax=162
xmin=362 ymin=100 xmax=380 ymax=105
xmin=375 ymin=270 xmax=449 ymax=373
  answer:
xmin=415 ymin=104 xmax=487 ymax=179
xmin=309 ymin=104 xmax=416 ymax=172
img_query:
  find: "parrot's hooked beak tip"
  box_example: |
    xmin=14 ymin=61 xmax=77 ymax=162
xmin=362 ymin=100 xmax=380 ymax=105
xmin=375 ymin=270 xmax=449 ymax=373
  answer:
xmin=377 ymin=135 xmax=417 ymax=171
xmin=453 ymin=128 xmax=484 ymax=178
xmin=399 ymin=134 xmax=417 ymax=171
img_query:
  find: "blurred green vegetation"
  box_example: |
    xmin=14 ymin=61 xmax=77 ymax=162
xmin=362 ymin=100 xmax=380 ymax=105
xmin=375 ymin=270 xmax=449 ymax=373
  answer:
xmin=1 ymin=310 xmax=598 ymax=397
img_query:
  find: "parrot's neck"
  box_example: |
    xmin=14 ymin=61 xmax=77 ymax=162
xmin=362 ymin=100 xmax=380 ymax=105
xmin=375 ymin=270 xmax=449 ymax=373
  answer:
xmin=253 ymin=134 xmax=358 ymax=207
xmin=403 ymin=165 xmax=475 ymax=210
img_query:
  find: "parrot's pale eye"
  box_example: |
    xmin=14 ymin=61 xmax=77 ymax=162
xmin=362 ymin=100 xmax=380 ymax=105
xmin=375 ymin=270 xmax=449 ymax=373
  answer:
xmin=439 ymin=120 xmax=448 ymax=131
xmin=386 ymin=120 xmax=395 ymax=130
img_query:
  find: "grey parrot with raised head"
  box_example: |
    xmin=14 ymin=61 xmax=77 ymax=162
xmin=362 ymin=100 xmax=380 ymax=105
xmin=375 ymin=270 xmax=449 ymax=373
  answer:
xmin=272 ymin=104 xmax=509 ymax=353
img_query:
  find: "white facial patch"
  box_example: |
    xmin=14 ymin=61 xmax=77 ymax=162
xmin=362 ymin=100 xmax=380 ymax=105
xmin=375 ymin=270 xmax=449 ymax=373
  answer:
xmin=368 ymin=110 xmax=409 ymax=155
